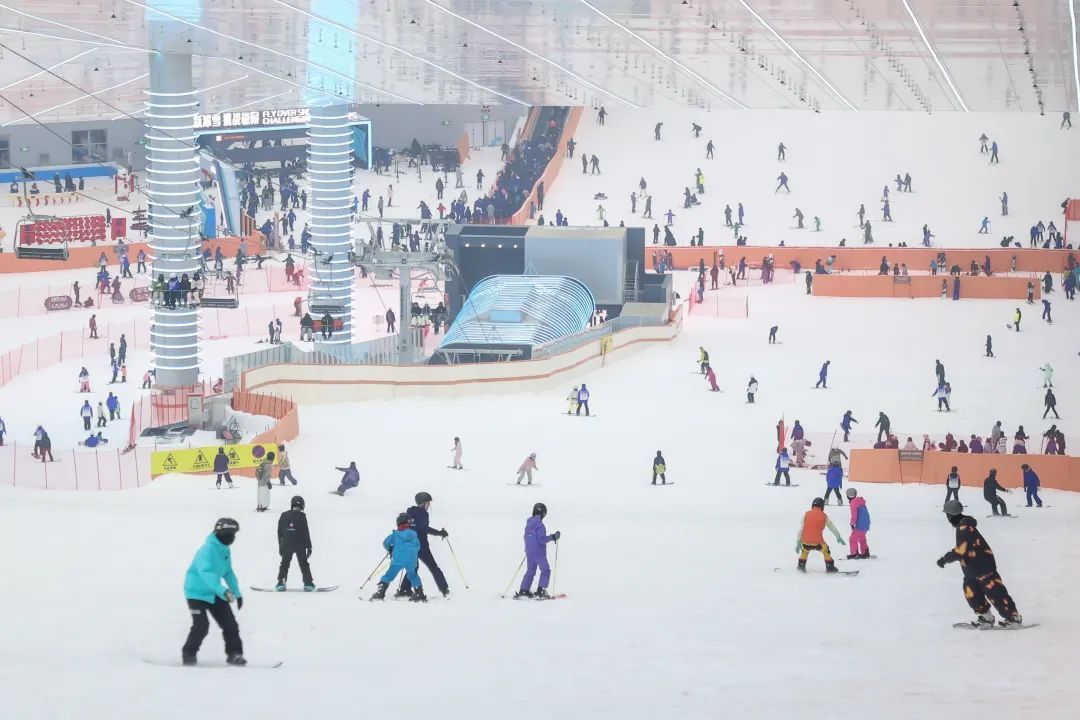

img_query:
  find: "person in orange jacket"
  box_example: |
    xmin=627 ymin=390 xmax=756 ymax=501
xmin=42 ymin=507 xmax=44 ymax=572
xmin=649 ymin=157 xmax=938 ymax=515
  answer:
xmin=795 ymin=498 xmax=846 ymax=572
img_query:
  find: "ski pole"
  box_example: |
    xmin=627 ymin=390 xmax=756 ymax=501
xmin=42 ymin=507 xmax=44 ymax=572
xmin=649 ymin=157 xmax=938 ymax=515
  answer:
xmin=501 ymin=556 xmax=526 ymax=598
xmin=358 ymin=552 xmax=389 ymax=592
xmin=444 ymin=537 xmax=470 ymax=589
xmin=551 ymin=540 xmax=560 ymax=596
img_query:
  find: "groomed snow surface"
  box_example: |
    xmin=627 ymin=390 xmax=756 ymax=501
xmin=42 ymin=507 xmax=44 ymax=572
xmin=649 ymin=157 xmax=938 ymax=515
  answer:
xmin=3 ymin=264 xmax=1079 ymax=719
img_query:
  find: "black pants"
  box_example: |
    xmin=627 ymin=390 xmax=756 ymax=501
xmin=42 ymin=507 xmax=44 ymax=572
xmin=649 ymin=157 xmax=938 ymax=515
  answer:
xmin=652 ymin=471 xmax=667 ymax=484
xmin=945 ymin=487 xmax=960 ymax=503
xmin=576 ymin=400 xmax=589 ymax=416
xmin=109 ymin=409 xmax=117 ymax=421
xmin=747 ymin=393 xmax=755 ymax=403
xmin=97 ymin=416 xmax=107 ymax=427
xmin=399 ymin=544 xmax=448 ymax=594
xmin=877 ymin=428 xmax=888 ymax=442
xmin=1043 ymin=406 xmax=1059 ymax=419
xmin=1025 ymin=487 xmax=1043 ymax=507
xmin=183 ymin=597 xmax=242 ymax=659
xmin=938 ymin=398 xmax=950 ymax=411
xmin=963 ymin=572 xmax=1018 ymax=619
xmin=84 ymin=417 xmax=92 ymax=430
xmin=987 ymin=495 xmax=1007 ymax=516
xmin=278 ymin=469 xmax=298 ymax=485
xmin=768 ymin=329 xmax=776 ymax=343
xmin=40 ymin=447 xmax=54 ymax=462
xmin=216 ymin=472 xmax=233 ymax=487
xmin=773 ymin=469 xmax=790 ymax=485
xmin=278 ymin=548 xmax=313 ymax=585
xmin=825 ymin=487 xmax=843 ymax=504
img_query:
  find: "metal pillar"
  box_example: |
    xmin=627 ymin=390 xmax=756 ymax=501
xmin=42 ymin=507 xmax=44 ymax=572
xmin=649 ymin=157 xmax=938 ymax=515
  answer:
xmin=307 ymin=103 xmax=354 ymax=349
xmin=397 ymin=269 xmax=414 ymax=362
xmin=145 ymin=51 xmax=201 ymax=387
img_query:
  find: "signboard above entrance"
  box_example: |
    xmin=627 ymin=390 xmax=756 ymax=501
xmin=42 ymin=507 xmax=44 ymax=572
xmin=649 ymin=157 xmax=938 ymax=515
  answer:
xmin=195 ymin=107 xmax=367 ymax=131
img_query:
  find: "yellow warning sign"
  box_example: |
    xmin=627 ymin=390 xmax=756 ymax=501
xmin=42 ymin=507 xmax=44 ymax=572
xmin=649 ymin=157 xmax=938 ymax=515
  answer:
xmin=151 ymin=443 xmax=277 ymax=477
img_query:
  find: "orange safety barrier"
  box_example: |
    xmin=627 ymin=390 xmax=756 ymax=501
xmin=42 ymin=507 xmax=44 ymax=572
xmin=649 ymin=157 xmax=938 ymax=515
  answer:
xmin=850 ymin=449 xmax=1080 ymax=492
xmin=228 ymin=390 xmax=300 ymax=477
xmin=509 ymin=107 xmax=584 ymax=225
xmin=644 ymin=246 xmax=1073 ymax=273
xmin=811 ymin=274 xmax=1040 ymax=300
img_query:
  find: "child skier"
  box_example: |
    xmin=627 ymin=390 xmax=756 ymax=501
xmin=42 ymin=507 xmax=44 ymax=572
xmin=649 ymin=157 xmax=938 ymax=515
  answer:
xmin=450 ymin=437 xmax=463 ymax=469
xmin=182 ymin=518 xmax=245 ymax=666
xmin=795 ymin=498 xmax=845 ymax=573
xmin=945 ymin=466 xmax=961 ymax=503
xmin=566 ymin=386 xmax=579 ymax=414
xmin=516 ymin=453 xmax=538 ymax=485
xmin=276 ymin=495 xmax=315 ymax=591
xmin=255 ymin=451 xmax=275 ymax=512
xmin=846 ymin=488 xmax=871 ymax=559
xmin=773 ymin=448 xmax=792 ymax=485
xmin=824 ymin=461 xmax=844 ymax=505
xmin=984 ymin=469 xmax=1009 ymax=516
xmin=1021 ymin=464 xmax=1042 ymax=507
xmin=937 ymin=499 xmax=1022 ymax=627
xmin=652 ymin=450 xmax=667 ymax=485
xmin=370 ymin=513 xmax=426 ymax=602
xmin=514 ymin=502 xmax=560 ymax=599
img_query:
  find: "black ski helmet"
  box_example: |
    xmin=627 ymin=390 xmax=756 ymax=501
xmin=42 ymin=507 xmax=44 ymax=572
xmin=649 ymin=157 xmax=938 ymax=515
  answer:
xmin=811 ymin=498 xmax=825 ymax=509
xmin=532 ymin=502 xmax=547 ymax=518
xmin=943 ymin=499 xmax=964 ymax=516
xmin=415 ymin=491 xmax=433 ymax=506
xmin=214 ymin=517 xmax=240 ymax=545
xmin=396 ymin=512 xmax=411 ymax=527
xmin=291 ymin=495 xmax=305 ymax=510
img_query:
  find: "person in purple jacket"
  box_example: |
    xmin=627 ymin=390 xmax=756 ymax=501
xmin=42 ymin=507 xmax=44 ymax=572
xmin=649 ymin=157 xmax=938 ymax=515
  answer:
xmin=514 ymin=503 xmax=560 ymax=599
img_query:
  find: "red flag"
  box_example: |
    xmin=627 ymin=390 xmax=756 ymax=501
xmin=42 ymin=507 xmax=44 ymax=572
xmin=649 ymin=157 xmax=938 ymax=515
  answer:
xmin=777 ymin=417 xmax=786 ymax=453
xmin=127 ymin=401 xmax=137 ymax=450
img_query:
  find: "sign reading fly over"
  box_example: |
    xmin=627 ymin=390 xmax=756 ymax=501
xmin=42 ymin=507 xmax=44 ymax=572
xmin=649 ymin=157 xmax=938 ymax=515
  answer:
xmin=194 ymin=108 xmax=311 ymax=130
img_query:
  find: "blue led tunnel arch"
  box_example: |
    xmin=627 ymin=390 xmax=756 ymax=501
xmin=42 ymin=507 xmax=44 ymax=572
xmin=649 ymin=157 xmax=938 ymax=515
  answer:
xmin=440 ymin=275 xmax=595 ymax=349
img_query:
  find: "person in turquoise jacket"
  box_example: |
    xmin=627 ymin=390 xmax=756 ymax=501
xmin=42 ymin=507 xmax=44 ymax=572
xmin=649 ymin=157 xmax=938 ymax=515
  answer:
xmin=370 ymin=513 xmax=426 ymax=602
xmin=182 ymin=518 xmax=246 ymax=666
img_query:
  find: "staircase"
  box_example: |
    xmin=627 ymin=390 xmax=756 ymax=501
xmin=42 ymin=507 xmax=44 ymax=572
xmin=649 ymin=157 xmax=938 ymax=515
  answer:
xmin=623 ymin=261 xmax=639 ymax=303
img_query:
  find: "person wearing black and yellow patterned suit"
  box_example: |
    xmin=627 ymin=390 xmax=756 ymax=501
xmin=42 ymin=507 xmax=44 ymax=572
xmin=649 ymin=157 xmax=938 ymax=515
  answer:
xmin=937 ymin=499 xmax=1022 ymax=628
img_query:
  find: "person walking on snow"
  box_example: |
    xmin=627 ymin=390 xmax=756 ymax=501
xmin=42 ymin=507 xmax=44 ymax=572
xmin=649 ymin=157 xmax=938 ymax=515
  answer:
xmin=1021 ymin=464 xmax=1042 ymax=508
xmin=255 ymin=452 xmax=275 ymax=512
xmin=1042 ymin=299 xmax=1052 ymax=324
xmin=182 ymin=518 xmax=245 ymax=666
xmin=773 ymin=448 xmax=792 ymax=486
xmin=576 ymin=384 xmax=590 ymax=416
xmin=846 ymin=489 xmax=871 ymax=559
xmin=796 ymin=498 xmax=845 ymax=573
xmin=985 ymin=335 xmax=994 ymax=358
xmin=515 ymin=503 xmax=560 ymax=599
xmin=984 ymin=469 xmax=1009 ymax=516
xmin=746 ymin=376 xmax=758 ymax=403
xmin=79 ymin=400 xmax=93 ymax=430
xmin=874 ymin=412 xmax=891 ymax=443
xmin=370 ymin=513 xmax=426 ymax=603
xmin=815 ymin=360 xmax=830 ymax=388
xmin=937 ymin=499 xmax=1022 ymax=627
xmin=397 ymin=491 xmax=450 ymax=598
xmin=450 ymin=437 xmax=463 ymax=469
xmin=945 ymin=466 xmax=962 ymax=503
xmin=1038 ymin=363 xmax=1053 ymax=388
xmin=277 ymin=444 xmax=298 ymax=485
xmin=516 ymin=453 xmax=538 ymax=485
xmin=652 ymin=451 xmax=667 ymax=485
xmin=824 ymin=461 xmax=844 ymax=505
xmin=95 ymin=401 xmax=108 ymax=427
xmin=276 ymin=495 xmax=315 ymax=591
xmin=79 ymin=367 xmax=91 ymax=393
xmin=1013 ymin=307 xmax=1021 ymax=332
xmin=840 ymin=410 xmax=857 ymax=442
xmin=214 ymin=447 xmax=233 ymax=488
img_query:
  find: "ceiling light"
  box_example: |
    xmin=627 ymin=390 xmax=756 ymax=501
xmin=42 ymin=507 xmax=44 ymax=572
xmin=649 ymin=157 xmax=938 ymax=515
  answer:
xmin=0 ymin=3 xmax=134 ymax=47
xmin=577 ymin=0 xmax=746 ymax=109
xmin=3 ymin=71 xmax=148 ymax=127
xmin=0 ymin=25 xmax=143 ymax=49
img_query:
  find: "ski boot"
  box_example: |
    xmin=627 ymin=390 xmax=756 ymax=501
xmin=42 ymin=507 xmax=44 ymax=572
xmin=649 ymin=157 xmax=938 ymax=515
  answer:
xmin=274 ymin=582 xmax=286 ymax=592
xmin=226 ymin=654 xmax=248 ymax=666
xmin=825 ymin=561 xmax=839 ymax=573
xmin=182 ymin=655 xmax=197 ymax=666
xmin=513 ymin=589 xmax=533 ymax=599
xmin=441 ymin=588 xmax=450 ymax=598
xmin=410 ymin=588 xmax=428 ymax=603
xmin=534 ymin=588 xmax=550 ymax=600
xmin=971 ymin=612 xmax=996 ymax=628
xmin=999 ymin=613 xmax=1023 ymax=627
xmin=859 ymin=551 xmax=871 ymax=559
xmin=846 ymin=553 xmax=858 ymax=560
xmin=393 ymin=587 xmax=412 ymax=600
xmin=370 ymin=582 xmax=388 ymax=601
xmin=303 ymin=583 xmax=316 ymax=592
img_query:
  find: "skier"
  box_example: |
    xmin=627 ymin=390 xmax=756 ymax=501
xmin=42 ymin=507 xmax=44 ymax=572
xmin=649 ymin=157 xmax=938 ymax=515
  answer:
xmin=652 ymin=450 xmax=667 ymax=485
xmin=945 ymin=466 xmax=961 ymax=503
xmin=989 ymin=140 xmax=999 ymax=164
xmin=932 ymin=381 xmax=950 ymax=412
xmin=96 ymin=401 xmax=107 ymax=428
xmin=576 ymin=384 xmax=590 ymax=416
xmin=276 ymin=495 xmax=314 ymax=591
xmin=705 ymin=364 xmax=719 ymax=392
xmin=78 ymin=367 xmax=90 ymax=393
xmin=978 ymin=217 xmax=990 ymax=234
xmin=815 ymin=360 xmax=830 ymax=389
xmin=795 ymin=498 xmax=845 ymax=573
xmin=182 ymin=518 xmax=245 ymax=666
xmin=450 ymin=437 xmax=463 ymax=469
xmin=706 ymin=140 xmax=715 ymax=159
xmin=935 ymin=359 xmax=946 ymax=383
xmin=214 ymin=447 xmax=233 ymax=488
xmin=255 ymin=451 xmax=275 ymax=512
xmin=874 ymin=412 xmax=891 ymax=443
xmin=936 ymin=499 xmax=1022 ymax=627
xmin=1038 ymin=363 xmax=1053 ymax=387
xmin=793 ymin=208 xmax=804 ymax=229
xmin=1042 ymin=298 xmax=1052 ymax=324
xmin=80 ymin=400 xmax=93 ymax=431
xmin=777 ymin=142 xmax=786 ymax=161
xmin=857 ymin=204 xmax=866 ymax=227
xmin=846 ymin=488 xmax=871 ymax=559
xmin=768 ymin=325 xmax=778 ymax=343
xmin=698 ymin=346 xmax=710 ymax=374
xmin=1043 ymin=389 xmax=1059 ymax=419
xmin=984 ymin=469 xmax=1009 ymax=516
xmin=396 ymin=491 xmax=450 ymax=598
xmin=370 ymin=512 xmax=426 ymax=603
xmin=515 ymin=503 xmax=560 ymax=599
xmin=332 ymin=461 xmax=359 ymax=495
xmin=824 ymin=461 xmax=844 ymax=505
xmin=566 ymin=386 xmax=579 ymax=415
xmin=985 ymin=335 xmax=993 ymax=358
xmin=1021 ymin=464 xmax=1042 ymax=508
xmin=746 ymin=376 xmax=758 ymax=403
xmin=773 ymin=448 xmax=792 ymax=486
xmin=654 ymin=122 xmax=663 ymax=140
xmin=516 ymin=453 xmax=538 ymax=485
xmin=840 ymin=410 xmax=857 ymax=442
xmin=775 ymin=172 xmax=790 ymax=193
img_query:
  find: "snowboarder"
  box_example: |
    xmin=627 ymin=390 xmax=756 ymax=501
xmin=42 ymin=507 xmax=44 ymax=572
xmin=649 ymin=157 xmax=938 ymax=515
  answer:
xmin=874 ymin=412 xmax=891 ymax=443
xmin=946 ymin=466 xmax=961 ymax=503
xmin=370 ymin=513 xmax=425 ymax=602
xmin=396 ymin=492 xmax=450 ymax=598
xmin=815 ymin=360 xmax=830 ymax=388
xmin=705 ymin=364 xmax=719 ymax=392
xmin=768 ymin=325 xmax=778 ymax=343
xmin=984 ymin=469 xmax=1009 ymax=516
xmin=80 ymin=400 xmax=93 ymax=431
xmin=1021 ymin=464 xmax=1042 ymax=508
xmin=576 ymin=384 xmax=590 ymax=416
xmin=515 ymin=503 xmax=560 ymax=599
xmin=652 ymin=450 xmax=667 ymax=485
xmin=214 ymin=447 xmax=233 ymax=488
xmin=78 ymin=367 xmax=90 ymax=393
xmin=846 ymin=488 xmax=871 ymax=559
xmin=936 ymin=499 xmax=1022 ymax=627
xmin=1042 ymin=298 xmax=1052 ymax=323
xmin=747 ymin=376 xmax=758 ymax=403
xmin=276 ymin=496 xmax=314 ymax=591
xmin=824 ymin=461 xmax=844 ymax=505
xmin=450 ymin=437 xmax=463 ymax=469
xmin=795 ymin=498 xmax=845 ymax=573
xmin=516 ymin=453 xmax=538 ymax=485
xmin=654 ymin=122 xmax=663 ymax=141
xmin=1043 ymin=389 xmax=1059 ymax=419
xmin=698 ymin=346 xmax=710 ymax=374
xmin=840 ymin=410 xmax=857 ymax=442
xmin=1039 ymin=363 xmax=1053 ymax=388
xmin=255 ymin=451 xmax=275 ymax=512
xmin=777 ymin=142 xmax=786 ymax=161
xmin=566 ymin=386 xmax=579 ymax=414
xmin=774 ymin=448 xmax=792 ymax=486
xmin=182 ymin=518 xmax=245 ymax=666
xmin=332 ymin=462 xmax=359 ymax=495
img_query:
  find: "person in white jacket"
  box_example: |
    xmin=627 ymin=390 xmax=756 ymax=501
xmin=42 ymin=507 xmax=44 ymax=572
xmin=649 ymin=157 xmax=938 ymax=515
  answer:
xmin=450 ymin=437 xmax=463 ymax=470
xmin=255 ymin=452 xmax=275 ymax=512
xmin=1039 ymin=363 xmax=1053 ymax=388
xmin=747 ymin=376 xmax=759 ymax=403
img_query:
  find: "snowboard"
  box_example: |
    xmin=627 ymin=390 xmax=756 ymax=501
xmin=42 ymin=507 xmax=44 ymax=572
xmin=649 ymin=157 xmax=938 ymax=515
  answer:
xmin=953 ymin=622 xmax=1039 ymax=631
xmin=650 ymin=482 xmax=674 ymax=486
xmin=249 ymin=585 xmax=339 ymax=593
xmin=142 ymin=658 xmax=282 ymax=669
xmin=565 ymin=413 xmax=598 ymax=418
xmin=508 ymin=483 xmax=542 ymax=487
xmin=844 ymin=555 xmax=878 ymax=560
xmin=445 ymin=466 xmax=465 ymax=470
xmin=986 ymin=514 xmax=1017 ymax=519
xmin=765 ymin=483 xmax=800 ymax=487
xmin=774 ymin=568 xmax=859 ymax=576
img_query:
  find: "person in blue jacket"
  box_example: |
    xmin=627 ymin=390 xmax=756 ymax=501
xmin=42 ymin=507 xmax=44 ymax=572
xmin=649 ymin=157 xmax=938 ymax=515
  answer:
xmin=1021 ymin=463 xmax=1042 ymax=507
xmin=815 ymin=360 xmax=830 ymax=388
xmin=182 ymin=518 xmax=245 ymax=666
xmin=840 ymin=410 xmax=857 ymax=442
xmin=824 ymin=461 xmax=844 ymax=505
xmin=332 ymin=461 xmax=359 ymax=495
xmin=773 ymin=448 xmax=792 ymax=486
xmin=213 ymin=447 xmax=233 ymax=489
xmin=576 ymin=383 xmax=591 ymax=416
xmin=370 ymin=513 xmax=425 ymax=602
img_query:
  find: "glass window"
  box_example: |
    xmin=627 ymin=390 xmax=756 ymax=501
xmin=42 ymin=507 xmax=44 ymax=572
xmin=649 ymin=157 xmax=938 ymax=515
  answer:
xmin=0 ymin=138 xmax=9 ymax=168
xmin=71 ymin=129 xmax=107 ymax=163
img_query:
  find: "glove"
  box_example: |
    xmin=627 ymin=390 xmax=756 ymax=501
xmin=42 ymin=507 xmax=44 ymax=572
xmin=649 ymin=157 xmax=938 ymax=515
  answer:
xmin=936 ymin=557 xmax=947 ymax=569
xmin=237 ymin=596 xmax=244 ymax=611
xmin=439 ymin=529 xmax=449 ymax=538
xmin=224 ymin=590 xmax=236 ymax=604
xmin=795 ymin=541 xmax=803 ymax=554
xmin=551 ymin=531 xmax=561 ymax=542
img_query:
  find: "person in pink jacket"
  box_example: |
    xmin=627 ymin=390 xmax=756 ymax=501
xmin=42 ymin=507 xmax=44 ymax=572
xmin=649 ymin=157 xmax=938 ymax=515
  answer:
xmin=846 ymin=488 xmax=871 ymax=559
xmin=516 ymin=453 xmax=538 ymax=485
